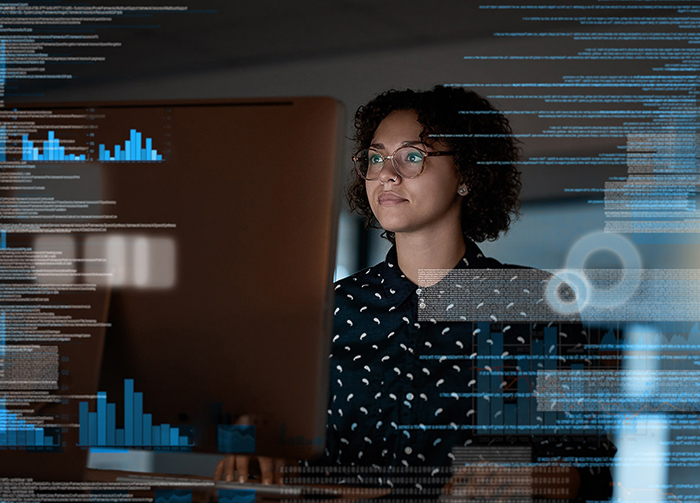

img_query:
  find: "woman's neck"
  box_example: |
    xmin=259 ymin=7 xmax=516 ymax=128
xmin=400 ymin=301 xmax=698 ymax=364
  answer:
xmin=394 ymin=227 xmax=467 ymax=287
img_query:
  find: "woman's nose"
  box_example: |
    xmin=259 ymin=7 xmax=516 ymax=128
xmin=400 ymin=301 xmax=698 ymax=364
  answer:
xmin=377 ymin=159 xmax=400 ymax=183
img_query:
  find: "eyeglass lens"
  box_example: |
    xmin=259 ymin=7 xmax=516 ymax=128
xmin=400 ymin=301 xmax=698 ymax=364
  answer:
xmin=354 ymin=147 xmax=425 ymax=180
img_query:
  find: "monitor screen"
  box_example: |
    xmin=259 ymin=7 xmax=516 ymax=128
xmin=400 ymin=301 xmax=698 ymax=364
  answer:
xmin=12 ymin=97 xmax=343 ymax=464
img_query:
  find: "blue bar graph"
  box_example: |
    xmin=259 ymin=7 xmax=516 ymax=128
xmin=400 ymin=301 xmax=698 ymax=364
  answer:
xmin=143 ymin=414 xmax=152 ymax=445
xmin=125 ymin=379 xmax=134 ymax=446
xmin=107 ymin=403 xmax=116 ymax=446
xmin=47 ymin=130 xmax=54 ymax=160
xmin=155 ymin=490 xmax=192 ymax=503
xmin=79 ymin=402 xmax=89 ymax=446
xmin=22 ymin=132 xmax=86 ymax=162
xmin=473 ymin=323 xmax=568 ymax=436
xmin=0 ymin=126 xmax=6 ymax=163
xmin=219 ymin=489 xmax=256 ymax=503
xmin=97 ymin=392 xmax=107 ymax=446
xmin=134 ymin=391 xmax=143 ymax=446
xmin=133 ymin=130 xmax=139 ymax=160
xmin=1 ymin=311 xmax=5 ymax=358
xmin=0 ymin=324 xmax=59 ymax=448
xmin=0 ymin=310 xmax=5 ymax=449
xmin=88 ymin=413 xmax=97 ymax=445
xmin=21 ymin=128 xmax=162 ymax=163
xmin=98 ymin=129 xmax=163 ymax=162
xmin=78 ymin=379 xmax=192 ymax=448
xmin=0 ymin=39 xmax=5 ymax=91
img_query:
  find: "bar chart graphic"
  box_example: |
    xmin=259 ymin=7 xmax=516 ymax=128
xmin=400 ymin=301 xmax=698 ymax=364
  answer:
xmin=22 ymin=131 xmax=87 ymax=162
xmin=21 ymin=129 xmax=163 ymax=162
xmin=0 ymin=400 xmax=61 ymax=448
xmin=99 ymin=129 xmax=163 ymax=162
xmin=218 ymin=424 xmax=256 ymax=453
xmin=79 ymin=379 xmax=193 ymax=449
xmin=474 ymin=322 xmax=588 ymax=435
xmin=0 ymin=39 xmax=5 ymax=91
xmin=0 ymin=310 xmax=61 ymax=448
xmin=218 ymin=489 xmax=255 ymax=503
xmin=154 ymin=490 xmax=192 ymax=503
xmin=0 ymin=126 xmax=6 ymax=163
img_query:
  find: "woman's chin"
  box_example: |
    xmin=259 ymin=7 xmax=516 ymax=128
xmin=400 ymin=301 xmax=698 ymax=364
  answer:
xmin=376 ymin=220 xmax=408 ymax=235
xmin=378 ymin=224 xmax=416 ymax=237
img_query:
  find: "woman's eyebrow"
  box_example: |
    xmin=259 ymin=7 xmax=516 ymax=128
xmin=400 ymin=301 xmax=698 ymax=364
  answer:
xmin=369 ymin=140 xmax=423 ymax=150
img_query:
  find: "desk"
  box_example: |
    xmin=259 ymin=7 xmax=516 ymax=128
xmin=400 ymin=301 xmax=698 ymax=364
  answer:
xmin=85 ymin=468 xmax=390 ymax=502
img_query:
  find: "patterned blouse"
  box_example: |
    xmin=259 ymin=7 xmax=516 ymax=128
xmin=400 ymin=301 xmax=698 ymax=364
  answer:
xmin=308 ymin=241 xmax=615 ymax=500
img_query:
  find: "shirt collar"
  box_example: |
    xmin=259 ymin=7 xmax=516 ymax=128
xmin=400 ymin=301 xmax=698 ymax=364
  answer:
xmin=378 ymin=240 xmax=491 ymax=305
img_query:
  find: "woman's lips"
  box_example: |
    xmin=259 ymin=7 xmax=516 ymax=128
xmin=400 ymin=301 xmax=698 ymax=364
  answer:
xmin=378 ymin=193 xmax=408 ymax=206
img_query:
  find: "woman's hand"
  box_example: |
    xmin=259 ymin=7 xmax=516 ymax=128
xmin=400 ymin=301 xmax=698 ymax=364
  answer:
xmin=214 ymin=455 xmax=285 ymax=485
xmin=213 ymin=414 xmax=286 ymax=485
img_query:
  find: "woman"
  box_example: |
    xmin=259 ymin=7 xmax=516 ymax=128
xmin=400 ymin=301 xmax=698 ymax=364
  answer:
xmin=217 ymin=86 xmax=614 ymax=500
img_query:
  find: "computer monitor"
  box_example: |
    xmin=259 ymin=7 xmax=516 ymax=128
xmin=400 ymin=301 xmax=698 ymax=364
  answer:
xmin=10 ymin=96 xmax=344 ymax=464
xmin=96 ymin=97 xmax=344 ymax=460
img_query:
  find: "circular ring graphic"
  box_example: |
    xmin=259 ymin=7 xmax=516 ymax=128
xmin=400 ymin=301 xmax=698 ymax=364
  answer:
xmin=545 ymin=269 xmax=591 ymax=315
xmin=564 ymin=232 xmax=642 ymax=308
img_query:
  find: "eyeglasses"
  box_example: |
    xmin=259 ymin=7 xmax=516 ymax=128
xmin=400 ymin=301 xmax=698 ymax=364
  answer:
xmin=353 ymin=146 xmax=455 ymax=181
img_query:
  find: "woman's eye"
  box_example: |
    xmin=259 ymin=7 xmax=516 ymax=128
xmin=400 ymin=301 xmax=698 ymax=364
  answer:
xmin=406 ymin=153 xmax=423 ymax=163
xmin=369 ymin=155 xmax=383 ymax=165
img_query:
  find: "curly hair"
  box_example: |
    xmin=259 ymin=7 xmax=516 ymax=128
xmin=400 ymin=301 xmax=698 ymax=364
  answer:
xmin=347 ymin=85 xmax=521 ymax=244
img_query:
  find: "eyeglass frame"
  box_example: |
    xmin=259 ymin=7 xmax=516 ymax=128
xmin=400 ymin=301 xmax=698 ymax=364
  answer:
xmin=352 ymin=145 xmax=456 ymax=181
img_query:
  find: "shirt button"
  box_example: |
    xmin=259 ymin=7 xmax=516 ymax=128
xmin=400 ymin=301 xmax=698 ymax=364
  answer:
xmin=404 ymin=447 xmax=412 ymax=455
xmin=416 ymin=289 xmax=422 ymax=295
xmin=419 ymin=302 xmax=426 ymax=309
xmin=406 ymin=393 xmax=414 ymax=401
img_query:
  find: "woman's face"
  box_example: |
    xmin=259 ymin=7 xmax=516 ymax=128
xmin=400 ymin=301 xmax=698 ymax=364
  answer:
xmin=365 ymin=110 xmax=463 ymax=239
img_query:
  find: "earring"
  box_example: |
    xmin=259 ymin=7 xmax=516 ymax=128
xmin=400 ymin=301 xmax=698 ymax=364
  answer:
xmin=458 ymin=186 xmax=467 ymax=195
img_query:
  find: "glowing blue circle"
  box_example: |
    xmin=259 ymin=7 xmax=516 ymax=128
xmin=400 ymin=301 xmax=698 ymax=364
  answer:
xmin=565 ymin=232 xmax=641 ymax=308
xmin=545 ymin=269 xmax=591 ymax=315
